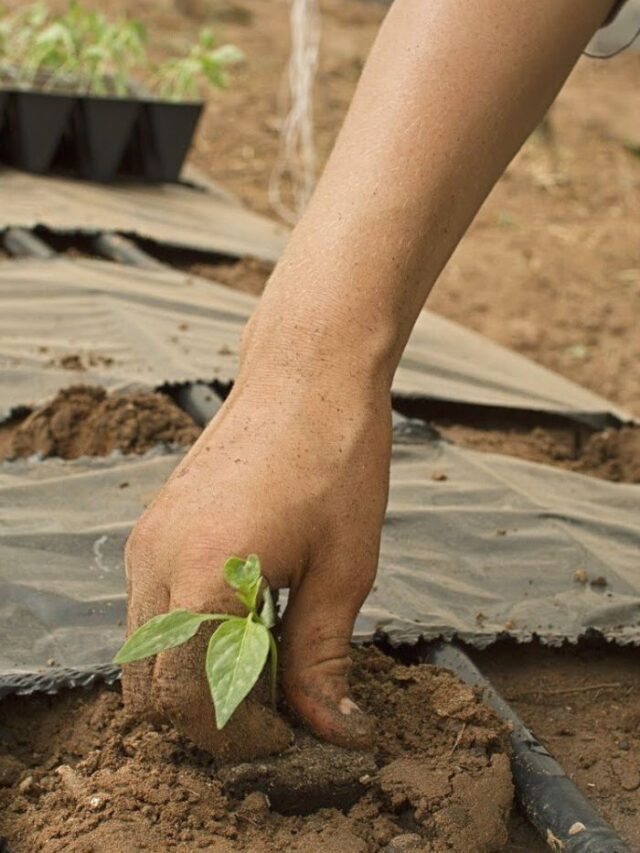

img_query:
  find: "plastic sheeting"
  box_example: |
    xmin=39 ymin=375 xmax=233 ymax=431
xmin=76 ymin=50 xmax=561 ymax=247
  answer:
xmin=0 ymin=168 xmax=288 ymax=262
xmin=394 ymin=310 xmax=632 ymax=427
xmin=1 ymin=426 xmax=638 ymax=694
xmin=0 ymin=258 xmax=632 ymax=426
xmin=0 ymin=258 xmax=251 ymax=421
xmin=365 ymin=421 xmax=640 ymax=648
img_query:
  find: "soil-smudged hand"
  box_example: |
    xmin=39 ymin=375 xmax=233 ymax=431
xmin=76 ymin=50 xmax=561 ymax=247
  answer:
xmin=123 ymin=317 xmax=391 ymax=760
xmin=124 ymin=0 xmax=614 ymax=760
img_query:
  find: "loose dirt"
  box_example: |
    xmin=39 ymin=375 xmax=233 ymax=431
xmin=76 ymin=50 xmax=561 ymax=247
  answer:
xmin=0 ymin=648 xmax=514 ymax=853
xmin=3 ymin=384 xmax=638 ymax=482
xmin=434 ymin=421 xmax=640 ymax=484
xmin=0 ymin=386 xmax=201 ymax=461
xmin=3 ymin=385 xmax=638 ymax=487
xmin=143 ymin=245 xmax=275 ymax=297
xmin=476 ymin=642 xmax=640 ymax=851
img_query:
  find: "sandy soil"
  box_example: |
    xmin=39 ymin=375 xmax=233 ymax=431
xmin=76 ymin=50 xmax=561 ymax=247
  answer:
xmin=0 ymin=648 xmax=514 ymax=852
xmin=3 ymin=384 xmax=639 ymax=484
xmin=0 ymin=386 xmax=201 ymax=461
xmin=433 ymin=420 xmax=640 ymax=483
xmin=476 ymin=642 xmax=640 ymax=850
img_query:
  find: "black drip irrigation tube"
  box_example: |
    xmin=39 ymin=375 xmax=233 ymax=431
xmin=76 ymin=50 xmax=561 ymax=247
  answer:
xmin=1 ymin=226 xmax=163 ymax=271
xmin=92 ymin=232 xmax=164 ymax=270
xmin=425 ymin=642 xmax=631 ymax=853
xmin=2 ymin=227 xmax=55 ymax=259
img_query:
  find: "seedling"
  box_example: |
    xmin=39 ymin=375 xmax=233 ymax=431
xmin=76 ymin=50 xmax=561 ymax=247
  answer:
xmin=114 ymin=554 xmax=277 ymax=730
xmin=0 ymin=3 xmax=240 ymax=100
xmin=152 ymin=28 xmax=244 ymax=101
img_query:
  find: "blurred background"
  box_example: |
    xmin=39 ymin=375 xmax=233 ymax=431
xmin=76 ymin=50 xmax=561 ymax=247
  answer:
xmin=32 ymin=0 xmax=637 ymax=416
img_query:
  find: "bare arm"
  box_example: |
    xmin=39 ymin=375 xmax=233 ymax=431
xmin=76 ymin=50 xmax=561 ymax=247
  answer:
xmin=125 ymin=0 xmax=617 ymax=757
xmin=246 ymin=0 xmax=615 ymax=388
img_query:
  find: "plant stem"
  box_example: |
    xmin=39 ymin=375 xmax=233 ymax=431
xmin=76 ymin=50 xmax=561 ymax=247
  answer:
xmin=268 ymin=632 xmax=278 ymax=708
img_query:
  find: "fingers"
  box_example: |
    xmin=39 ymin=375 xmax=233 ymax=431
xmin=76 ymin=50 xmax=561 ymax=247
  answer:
xmin=280 ymin=548 xmax=377 ymax=750
xmin=121 ymin=535 xmax=170 ymax=721
xmin=151 ymin=584 xmax=293 ymax=761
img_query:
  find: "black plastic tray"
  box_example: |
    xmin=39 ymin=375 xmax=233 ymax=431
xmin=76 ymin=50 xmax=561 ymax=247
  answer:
xmin=0 ymin=88 xmax=203 ymax=183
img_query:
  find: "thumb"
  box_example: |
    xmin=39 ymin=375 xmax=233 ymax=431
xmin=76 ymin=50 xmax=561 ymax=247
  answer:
xmin=280 ymin=552 xmax=376 ymax=750
xmin=150 ymin=575 xmax=293 ymax=761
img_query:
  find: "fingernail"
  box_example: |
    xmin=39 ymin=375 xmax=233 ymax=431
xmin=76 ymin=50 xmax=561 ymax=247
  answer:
xmin=339 ymin=697 xmax=363 ymax=716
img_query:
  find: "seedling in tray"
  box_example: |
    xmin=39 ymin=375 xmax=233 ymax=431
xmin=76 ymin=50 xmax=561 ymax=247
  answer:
xmin=114 ymin=554 xmax=277 ymax=729
xmin=0 ymin=2 xmax=146 ymax=94
xmin=0 ymin=2 xmax=244 ymax=181
xmin=152 ymin=28 xmax=244 ymax=102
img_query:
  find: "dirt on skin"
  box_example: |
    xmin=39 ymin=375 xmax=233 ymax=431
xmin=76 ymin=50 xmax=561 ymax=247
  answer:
xmin=1 ymin=4 xmax=638 ymax=849
xmin=0 ymin=386 xmax=201 ymax=461
xmin=0 ymin=648 xmax=514 ymax=853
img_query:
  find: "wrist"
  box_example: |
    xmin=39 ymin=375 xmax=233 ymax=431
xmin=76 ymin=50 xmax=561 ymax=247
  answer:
xmin=236 ymin=294 xmax=397 ymax=401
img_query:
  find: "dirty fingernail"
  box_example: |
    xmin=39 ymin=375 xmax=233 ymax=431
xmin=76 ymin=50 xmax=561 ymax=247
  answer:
xmin=332 ymin=698 xmax=374 ymax=750
xmin=339 ymin=697 xmax=362 ymax=716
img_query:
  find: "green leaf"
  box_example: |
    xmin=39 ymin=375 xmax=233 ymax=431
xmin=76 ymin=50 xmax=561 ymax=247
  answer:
xmin=113 ymin=609 xmax=230 ymax=664
xmin=198 ymin=27 xmax=216 ymax=50
xmin=206 ymin=616 xmax=269 ymax=729
xmin=223 ymin=554 xmax=260 ymax=591
xmin=223 ymin=554 xmax=263 ymax=611
xmin=210 ymin=44 xmax=244 ymax=66
xmin=260 ymin=585 xmax=275 ymax=629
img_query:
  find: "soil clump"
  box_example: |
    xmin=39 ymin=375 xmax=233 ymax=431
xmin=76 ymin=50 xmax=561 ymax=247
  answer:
xmin=0 ymin=386 xmax=201 ymax=461
xmin=187 ymin=256 xmax=273 ymax=295
xmin=435 ymin=422 xmax=640 ymax=484
xmin=3 ymin=386 xmax=638 ymax=484
xmin=0 ymin=647 xmax=514 ymax=852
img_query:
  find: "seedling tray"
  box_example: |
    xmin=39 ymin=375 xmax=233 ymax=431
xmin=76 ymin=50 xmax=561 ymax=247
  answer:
xmin=0 ymin=88 xmax=203 ymax=183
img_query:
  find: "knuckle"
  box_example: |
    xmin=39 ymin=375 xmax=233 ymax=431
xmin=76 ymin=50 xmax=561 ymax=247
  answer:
xmin=124 ymin=524 xmax=149 ymax=577
xmin=124 ymin=511 xmax=166 ymax=579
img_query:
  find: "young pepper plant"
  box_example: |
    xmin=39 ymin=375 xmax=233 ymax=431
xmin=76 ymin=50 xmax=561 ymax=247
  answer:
xmin=114 ymin=554 xmax=277 ymax=730
xmin=153 ymin=27 xmax=244 ymax=101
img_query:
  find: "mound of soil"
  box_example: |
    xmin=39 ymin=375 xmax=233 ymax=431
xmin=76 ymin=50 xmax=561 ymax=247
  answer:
xmin=0 ymin=386 xmax=202 ymax=462
xmin=0 ymin=648 xmax=514 ymax=853
xmin=435 ymin=422 xmax=640 ymax=484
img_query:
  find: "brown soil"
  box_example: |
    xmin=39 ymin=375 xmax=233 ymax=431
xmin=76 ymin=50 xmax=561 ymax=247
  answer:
xmin=147 ymin=248 xmax=274 ymax=297
xmin=0 ymin=386 xmax=201 ymax=461
xmin=187 ymin=257 xmax=273 ymax=296
xmin=0 ymin=648 xmax=515 ymax=853
xmin=434 ymin=421 xmax=640 ymax=484
xmin=476 ymin=642 xmax=640 ymax=851
xmin=3 ymin=383 xmax=638 ymax=483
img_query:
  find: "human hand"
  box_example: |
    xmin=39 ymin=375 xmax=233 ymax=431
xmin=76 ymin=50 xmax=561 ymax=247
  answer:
xmin=122 ymin=344 xmax=392 ymax=760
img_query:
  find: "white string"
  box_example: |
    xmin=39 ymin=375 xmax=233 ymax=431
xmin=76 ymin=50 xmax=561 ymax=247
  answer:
xmin=269 ymin=0 xmax=321 ymax=224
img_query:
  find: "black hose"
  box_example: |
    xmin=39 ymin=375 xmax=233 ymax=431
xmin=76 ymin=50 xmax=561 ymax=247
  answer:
xmin=425 ymin=642 xmax=631 ymax=853
xmin=93 ymin=232 xmax=164 ymax=270
xmin=2 ymin=227 xmax=55 ymax=259
xmin=174 ymin=383 xmax=223 ymax=426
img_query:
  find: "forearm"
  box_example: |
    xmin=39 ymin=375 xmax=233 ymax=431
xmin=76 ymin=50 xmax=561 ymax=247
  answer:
xmin=241 ymin=0 xmax=615 ymax=394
